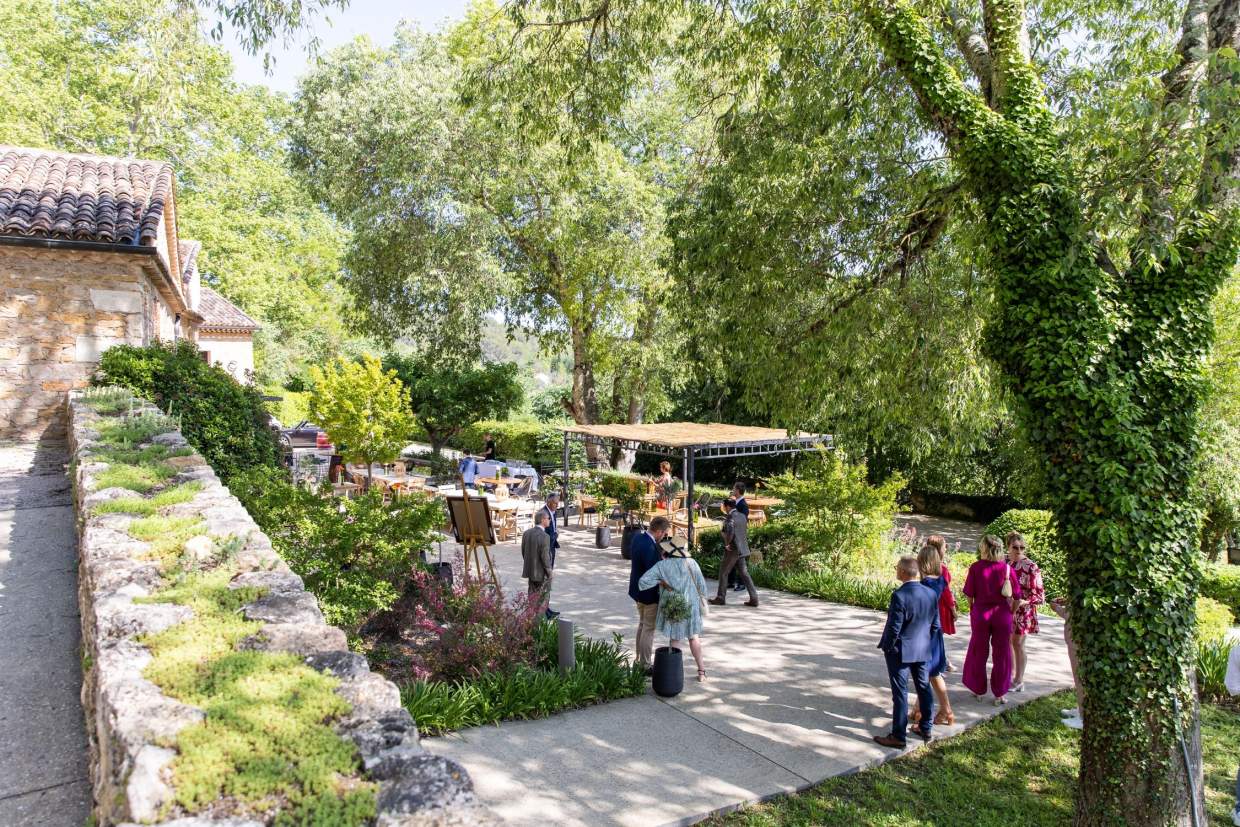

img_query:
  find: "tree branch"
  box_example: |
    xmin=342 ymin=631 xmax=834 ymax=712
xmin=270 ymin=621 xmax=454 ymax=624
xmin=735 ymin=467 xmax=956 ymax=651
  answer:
xmin=1195 ymin=0 xmax=1240 ymax=219
xmin=1135 ymin=0 xmax=1211 ymax=251
xmin=944 ymin=5 xmax=995 ymax=107
xmin=980 ymin=0 xmax=1046 ymax=124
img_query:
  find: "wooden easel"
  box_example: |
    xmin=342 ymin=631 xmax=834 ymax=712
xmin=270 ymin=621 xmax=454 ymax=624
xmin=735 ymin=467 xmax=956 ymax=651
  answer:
xmin=454 ymin=474 xmax=503 ymax=596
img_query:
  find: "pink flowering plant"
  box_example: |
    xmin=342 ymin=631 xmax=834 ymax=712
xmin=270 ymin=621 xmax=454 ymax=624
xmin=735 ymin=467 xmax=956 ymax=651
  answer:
xmin=405 ymin=568 xmax=545 ymax=683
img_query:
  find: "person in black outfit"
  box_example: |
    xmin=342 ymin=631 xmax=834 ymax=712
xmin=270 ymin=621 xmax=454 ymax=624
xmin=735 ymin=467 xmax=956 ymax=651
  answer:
xmin=483 ymin=433 xmax=497 ymax=461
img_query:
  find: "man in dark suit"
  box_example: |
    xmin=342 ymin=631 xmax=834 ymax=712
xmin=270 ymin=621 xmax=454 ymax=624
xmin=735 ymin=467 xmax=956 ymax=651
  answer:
xmin=521 ymin=511 xmax=555 ymax=617
xmin=731 ymin=481 xmax=749 ymax=516
xmin=874 ymin=555 xmax=940 ymax=748
xmin=628 ymin=515 xmax=670 ymax=672
xmin=538 ymin=492 xmax=561 ymax=568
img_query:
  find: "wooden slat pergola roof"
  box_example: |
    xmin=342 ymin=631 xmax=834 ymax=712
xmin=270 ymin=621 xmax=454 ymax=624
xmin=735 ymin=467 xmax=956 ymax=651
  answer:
xmin=558 ymin=422 xmax=831 ymax=458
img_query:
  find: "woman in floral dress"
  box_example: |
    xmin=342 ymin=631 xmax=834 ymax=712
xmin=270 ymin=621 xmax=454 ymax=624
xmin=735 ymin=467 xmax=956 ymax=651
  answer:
xmin=1006 ymin=531 xmax=1045 ymax=693
xmin=638 ymin=543 xmax=709 ymax=681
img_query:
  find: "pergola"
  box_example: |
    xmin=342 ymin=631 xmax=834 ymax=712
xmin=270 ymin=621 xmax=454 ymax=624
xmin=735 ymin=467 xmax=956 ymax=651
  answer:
xmin=558 ymin=422 xmax=833 ymax=545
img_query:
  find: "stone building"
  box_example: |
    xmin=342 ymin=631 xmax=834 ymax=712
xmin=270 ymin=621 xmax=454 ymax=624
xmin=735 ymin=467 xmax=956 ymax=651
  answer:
xmin=0 ymin=146 xmax=258 ymax=441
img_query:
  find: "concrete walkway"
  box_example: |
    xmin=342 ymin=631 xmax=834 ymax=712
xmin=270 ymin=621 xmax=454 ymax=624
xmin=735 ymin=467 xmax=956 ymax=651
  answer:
xmin=426 ymin=521 xmax=1073 ymax=827
xmin=0 ymin=442 xmax=90 ymax=826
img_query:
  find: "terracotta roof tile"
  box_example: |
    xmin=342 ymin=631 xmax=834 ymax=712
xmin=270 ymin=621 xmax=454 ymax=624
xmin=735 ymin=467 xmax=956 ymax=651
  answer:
xmin=198 ymin=286 xmax=259 ymax=331
xmin=179 ymin=239 xmax=202 ymax=284
xmin=0 ymin=145 xmax=172 ymax=245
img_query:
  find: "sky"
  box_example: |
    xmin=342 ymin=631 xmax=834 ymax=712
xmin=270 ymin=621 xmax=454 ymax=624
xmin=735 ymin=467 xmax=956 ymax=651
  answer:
xmin=222 ymin=0 xmax=470 ymax=94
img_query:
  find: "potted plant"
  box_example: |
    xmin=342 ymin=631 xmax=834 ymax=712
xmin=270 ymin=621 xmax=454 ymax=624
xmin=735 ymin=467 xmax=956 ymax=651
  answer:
xmin=652 ymin=592 xmax=688 ymax=698
xmin=618 ymin=484 xmax=645 ymax=560
xmin=594 ymin=496 xmax=612 ymax=548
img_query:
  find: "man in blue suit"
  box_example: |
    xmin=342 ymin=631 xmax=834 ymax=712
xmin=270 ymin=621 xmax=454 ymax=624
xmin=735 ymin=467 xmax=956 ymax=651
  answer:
xmin=874 ymin=555 xmax=940 ymax=748
xmin=628 ymin=515 xmax=670 ymax=673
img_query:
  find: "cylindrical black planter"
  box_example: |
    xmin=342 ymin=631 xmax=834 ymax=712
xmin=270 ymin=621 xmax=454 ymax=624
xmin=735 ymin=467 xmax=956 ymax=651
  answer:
xmin=595 ymin=524 xmax=611 ymax=548
xmin=652 ymin=645 xmax=683 ymax=698
xmin=435 ymin=561 xmax=453 ymax=586
xmin=1229 ymin=542 xmax=1240 ymax=565
xmin=620 ymin=523 xmax=642 ymax=560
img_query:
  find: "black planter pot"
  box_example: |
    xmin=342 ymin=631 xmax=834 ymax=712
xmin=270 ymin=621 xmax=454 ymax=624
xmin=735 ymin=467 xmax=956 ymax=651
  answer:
xmin=434 ymin=561 xmax=453 ymax=586
xmin=1229 ymin=543 xmax=1240 ymax=565
xmin=620 ymin=523 xmax=642 ymax=560
xmin=595 ymin=524 xmax=612 ymax=548
xmin=652 ymin=645 xmax=683 ymax=698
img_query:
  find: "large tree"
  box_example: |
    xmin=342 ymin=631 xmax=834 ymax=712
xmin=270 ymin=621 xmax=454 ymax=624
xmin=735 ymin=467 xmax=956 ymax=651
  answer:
xmin=493 ymin=0 xmax=1240 ymax=822
xmin=288 ymin=17 xmax=686 ymax=465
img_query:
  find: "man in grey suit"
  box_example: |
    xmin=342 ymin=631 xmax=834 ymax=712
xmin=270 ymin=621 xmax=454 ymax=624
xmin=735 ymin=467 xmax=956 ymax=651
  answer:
xmin=710 ymin=498 xmax=759 ymax=607
xmin=521 ymin=511 xmax=558 ymax=617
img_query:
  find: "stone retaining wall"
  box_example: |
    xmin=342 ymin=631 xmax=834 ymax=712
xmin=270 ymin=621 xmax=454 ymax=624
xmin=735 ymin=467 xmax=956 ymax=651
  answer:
xmin=69 ymin=393 xmax=496 ymax=826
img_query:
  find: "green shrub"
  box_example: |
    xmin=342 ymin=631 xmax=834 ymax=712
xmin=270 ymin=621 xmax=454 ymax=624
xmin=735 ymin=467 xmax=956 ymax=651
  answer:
xmin=229 ymin=466 xmax=444 ymax=631
xmin=398 ymin=621 xmax=645 ymax=735
xmin=458 ymin=419 xmax=586 ymax=469
xmin=986 ymin=509 xmax=1068 ymax=599
xmin=1201 ymin=564 xmax=1240 ymax=617
xmin=767 ymin=452 xmax=904 ymax=574
xmin=1196 ymin=596 xmax=1235 ymax=644
xmin=96 ymin=341 xmax=279 ymax=482
xmin=1197 ymin=638 xmax=1236 ymax=701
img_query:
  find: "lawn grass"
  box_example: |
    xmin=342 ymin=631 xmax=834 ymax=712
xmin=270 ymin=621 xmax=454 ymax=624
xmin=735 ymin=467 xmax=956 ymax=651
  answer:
xmin=709 ymin=691 xmax=1240 ymax=827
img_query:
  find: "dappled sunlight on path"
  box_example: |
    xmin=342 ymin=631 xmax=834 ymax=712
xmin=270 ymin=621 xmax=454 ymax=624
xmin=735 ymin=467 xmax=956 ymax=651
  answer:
xmin=427 ymin=524 xmax=1073 ymax=827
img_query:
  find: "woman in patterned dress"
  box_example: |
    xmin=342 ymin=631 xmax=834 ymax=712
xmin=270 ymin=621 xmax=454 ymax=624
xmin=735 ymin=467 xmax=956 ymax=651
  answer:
xmin=638 ymin=543 xmax=709 ymax=681
xmin=1006 ymin=531 xmax=1045 ymax=693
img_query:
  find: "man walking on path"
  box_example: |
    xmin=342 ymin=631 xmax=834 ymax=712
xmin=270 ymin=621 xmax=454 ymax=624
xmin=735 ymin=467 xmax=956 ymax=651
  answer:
xmin=710 ymin=498 xmax=758 ymax=607
xmin=874 ymin=555 xmax=939 ymax=748
xmin=629 ymin=515 xmax=670 ymax=673
xmin=522 ymin=510 xmax=555 ymax=618
xmin=731 ymin=481 xmax=749 ymax=515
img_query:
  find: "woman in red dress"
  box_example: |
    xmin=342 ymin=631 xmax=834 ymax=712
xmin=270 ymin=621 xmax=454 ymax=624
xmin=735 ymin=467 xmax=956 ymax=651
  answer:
xmin=1006 ymin=531 xmax=1045 ymax=693
xmin=926 ymin=535 xmax=959 ymax=671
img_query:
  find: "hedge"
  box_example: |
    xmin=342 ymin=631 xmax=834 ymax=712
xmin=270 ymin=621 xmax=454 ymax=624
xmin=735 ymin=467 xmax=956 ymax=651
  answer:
xmin=458 ymin=420 xmax=586 ymax=470
xmin=985 ymin=509 xmax=1068 ymax=599
xmin=1201 ymin=564 xmax=1240 ymax=617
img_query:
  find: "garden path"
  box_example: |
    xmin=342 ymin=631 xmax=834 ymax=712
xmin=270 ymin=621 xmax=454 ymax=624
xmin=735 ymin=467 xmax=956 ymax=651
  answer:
xmin=425 ymin=521 xmax=1074 ymax=827
xmin=0 ymin=442 xmax=90 ymax=826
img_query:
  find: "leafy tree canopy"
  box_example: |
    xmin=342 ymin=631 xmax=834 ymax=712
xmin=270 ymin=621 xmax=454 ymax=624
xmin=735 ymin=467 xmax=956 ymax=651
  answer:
xmin=308 ymin=356 xmax=415 ymax=488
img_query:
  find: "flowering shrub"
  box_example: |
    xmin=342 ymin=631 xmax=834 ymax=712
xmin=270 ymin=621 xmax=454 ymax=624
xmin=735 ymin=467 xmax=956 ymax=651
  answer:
xmin=404 ymin=568 xmax=545 ymax=683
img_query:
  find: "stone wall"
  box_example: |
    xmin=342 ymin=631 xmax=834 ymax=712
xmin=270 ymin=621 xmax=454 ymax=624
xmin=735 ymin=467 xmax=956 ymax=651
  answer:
xmin=0 ymin=247 xmax=177 ymax=441
xmin=69 ymin=394 xmax=495 ymax=827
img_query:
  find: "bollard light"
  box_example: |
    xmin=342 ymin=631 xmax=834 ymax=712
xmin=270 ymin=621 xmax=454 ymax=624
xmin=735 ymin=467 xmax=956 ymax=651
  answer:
xmin=557 ymin=617 xmax=575 ymax=675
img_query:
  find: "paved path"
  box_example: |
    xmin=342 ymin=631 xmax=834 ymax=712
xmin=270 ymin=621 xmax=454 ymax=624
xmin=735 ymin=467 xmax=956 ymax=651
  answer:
xmin=426 ymin=522 xmax=1073 ymax=827
xmin=0 ymin=442 xmax=90 ymax=826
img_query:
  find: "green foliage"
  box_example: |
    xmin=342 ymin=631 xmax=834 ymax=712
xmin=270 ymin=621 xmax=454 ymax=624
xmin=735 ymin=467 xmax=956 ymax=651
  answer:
xmin=766 ymin=452 xmax=904 ymax=574
xmin=264 ymin=388 xmax=311 ymax=427
xmin=308 ymin=356 xmax=416 ymax=486
xmin=1197 ymin=419 xmax=1240 ymax=559
xmin=139 ymin=568 xmax=375 ymax=823
xmin=458 ymin=419 xmax=585 ymax=469
xmin=985 ymin=510 xmax=1068 ymax=600
xmin=229 ymin=466 xmax=443 ymax=631
xmin=92 ymin=461 xmax=178 ymax=494
xmin=1195 ymin=597 xmax=1235 ymax=644
xmin=382 ymin=353 xmax=524 ymax=453
xmin=96 ymin=342 xmax=279 ymax=482
xmin=530 ymin=386 xmax=571 ymax=422
xmin=1201 ymin=564 xmax=1240 ymax=616
xmin=398 ymin=622 xmax=645 ymax=736
xmin=1196 ymin=639 xmax=1238 ymax=703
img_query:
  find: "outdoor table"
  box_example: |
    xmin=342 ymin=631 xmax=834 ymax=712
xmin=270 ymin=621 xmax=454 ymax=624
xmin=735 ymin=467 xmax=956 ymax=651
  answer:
xmin=477 ymin=476 xmax=521 ymax=487
xmin=745 ymin=496 xmax=784 ymax=526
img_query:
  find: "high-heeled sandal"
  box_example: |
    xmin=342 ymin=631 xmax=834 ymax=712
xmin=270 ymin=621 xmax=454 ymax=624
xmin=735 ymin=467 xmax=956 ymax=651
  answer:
xmin=910 ymin=708 xmax=922 ymax=725
xmin=933 ymin=709 xmax=955 ymax=725
xmin=697 ymin=669 xmax=707 ymax=682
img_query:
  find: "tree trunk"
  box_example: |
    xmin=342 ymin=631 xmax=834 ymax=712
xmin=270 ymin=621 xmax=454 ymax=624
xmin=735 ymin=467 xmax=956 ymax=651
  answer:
xmin=569 ymin=326 xmax=605 ymax=465
xmin=862 ymin=2 xmax=1239 ymax=822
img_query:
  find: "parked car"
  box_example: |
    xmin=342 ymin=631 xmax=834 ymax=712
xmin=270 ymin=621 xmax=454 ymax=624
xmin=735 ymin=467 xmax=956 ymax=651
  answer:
xmin=278 ymin=421 xmax=333 ymax=454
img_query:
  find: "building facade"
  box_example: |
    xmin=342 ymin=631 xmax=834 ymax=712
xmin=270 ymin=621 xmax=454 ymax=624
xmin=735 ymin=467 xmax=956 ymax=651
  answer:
xmin=0 ymin=146 xmax=257 ymax=441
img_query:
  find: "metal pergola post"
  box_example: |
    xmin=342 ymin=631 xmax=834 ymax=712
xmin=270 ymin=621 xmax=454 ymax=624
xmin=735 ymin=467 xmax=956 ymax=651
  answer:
xmin=683 ymin=447 xmax=695 ymax=548
xmin=561 ymin=430 xmax=570 ymax=523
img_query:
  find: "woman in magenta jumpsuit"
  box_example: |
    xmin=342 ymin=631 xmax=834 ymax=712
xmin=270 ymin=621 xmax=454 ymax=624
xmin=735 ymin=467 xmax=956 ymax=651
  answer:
xmin=962 ymin=534 xmax=1021 ymax=705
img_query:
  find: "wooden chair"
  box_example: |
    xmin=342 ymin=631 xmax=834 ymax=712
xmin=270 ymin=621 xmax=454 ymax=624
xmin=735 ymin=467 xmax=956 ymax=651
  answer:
xmin=393 ymin=461 xmax=406 ymax=476
xmin=577 ymin=494 xmax=599 ymax=527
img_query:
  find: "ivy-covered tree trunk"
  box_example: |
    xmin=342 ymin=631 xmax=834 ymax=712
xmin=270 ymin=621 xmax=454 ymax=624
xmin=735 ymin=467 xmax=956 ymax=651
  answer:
xmin=866 ymin=1 xmax=1240 ymax=823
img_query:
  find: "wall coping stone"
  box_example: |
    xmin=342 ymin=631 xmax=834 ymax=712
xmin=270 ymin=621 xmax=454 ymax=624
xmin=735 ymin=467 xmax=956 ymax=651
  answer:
xmin=69 ymin=392 xmax=498 ymax=826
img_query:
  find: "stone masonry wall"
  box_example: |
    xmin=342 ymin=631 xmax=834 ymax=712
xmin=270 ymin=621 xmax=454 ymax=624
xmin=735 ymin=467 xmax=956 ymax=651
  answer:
xmin=0 ymin=247 xmax=162 ymax=442
xmin=68 ymin=394 xmax=496 ymax=827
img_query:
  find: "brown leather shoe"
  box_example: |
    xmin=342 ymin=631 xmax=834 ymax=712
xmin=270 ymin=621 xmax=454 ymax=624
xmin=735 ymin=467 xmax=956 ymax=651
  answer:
xmin=873 ymin=733 xmax=907 ymax=748
xmin=744 ymin=600 xmax=759 ymax=607
xmin=708 ymin=597 xmax=726 ymax=606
